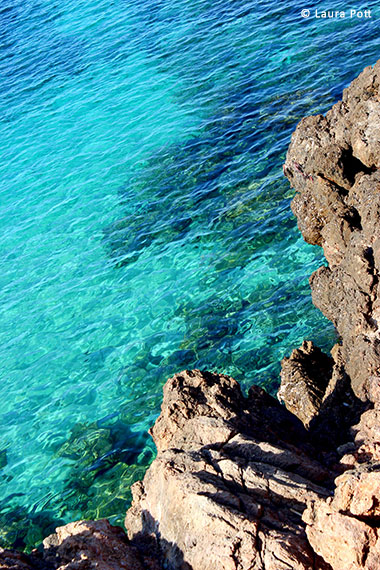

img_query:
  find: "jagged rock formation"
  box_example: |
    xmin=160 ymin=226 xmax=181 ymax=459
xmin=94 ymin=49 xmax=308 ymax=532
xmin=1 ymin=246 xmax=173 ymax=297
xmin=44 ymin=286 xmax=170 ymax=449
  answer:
xmin=278 ymin=341 xmax=364 ymax=450
xmin=126 ymin=370 xmax=333 ymax=570
xmin=283 ymin=59 xmax=380 ymax=403
xmin=278 ymin=340 xmax=334 ymax=428
xmin=0 ymin=520 xmax=160 ymax=570
xmin=3 ymin=61 xmax=380 ymax=570
xmin=125 ymin=60 xmax=380 ymax=569
xmin=281 ymin=60 xmax=380 ymax=569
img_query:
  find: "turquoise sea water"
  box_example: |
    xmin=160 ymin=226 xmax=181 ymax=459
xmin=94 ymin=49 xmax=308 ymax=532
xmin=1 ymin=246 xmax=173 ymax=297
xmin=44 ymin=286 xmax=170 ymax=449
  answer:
xmin=0 ymin=0 xmax=379 ymax=548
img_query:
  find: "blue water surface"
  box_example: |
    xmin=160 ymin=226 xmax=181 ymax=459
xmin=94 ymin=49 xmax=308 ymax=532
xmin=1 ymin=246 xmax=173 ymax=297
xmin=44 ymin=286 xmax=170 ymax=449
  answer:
xmin=0 ymin=0 xmax=378 ymax=548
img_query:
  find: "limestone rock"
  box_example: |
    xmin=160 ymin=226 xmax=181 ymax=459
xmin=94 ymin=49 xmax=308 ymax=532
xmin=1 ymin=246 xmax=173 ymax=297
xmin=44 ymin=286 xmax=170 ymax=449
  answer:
xmin=284 ymin=60 xmax=380 ymax=570
xmin=303 ymin=460 xmax=380 ymax=569
xmin=280 ymin=342 xmax=365 ymax=450
xmin=284 ymin=60 xmax=380 ymax=401
xmin=303 ymin=497 xmax=378 ymax=570
xmin=278 ymin=341 xmax=333 ymax=428
xmin=126 ymin=369 xmax=332 ymax=570
xmin=41 ymin=519 xmax=155 ymax=570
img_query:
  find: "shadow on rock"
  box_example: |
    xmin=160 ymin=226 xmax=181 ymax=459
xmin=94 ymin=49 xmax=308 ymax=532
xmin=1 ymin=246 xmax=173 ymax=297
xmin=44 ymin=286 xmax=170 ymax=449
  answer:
xmin=131 ymin=510 xmax=193 ymax=570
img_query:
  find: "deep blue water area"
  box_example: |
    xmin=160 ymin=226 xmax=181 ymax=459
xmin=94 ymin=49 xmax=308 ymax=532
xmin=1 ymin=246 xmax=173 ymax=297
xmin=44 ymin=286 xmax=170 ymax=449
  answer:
xmin=0 ymin=0 xmax=379 ymax=549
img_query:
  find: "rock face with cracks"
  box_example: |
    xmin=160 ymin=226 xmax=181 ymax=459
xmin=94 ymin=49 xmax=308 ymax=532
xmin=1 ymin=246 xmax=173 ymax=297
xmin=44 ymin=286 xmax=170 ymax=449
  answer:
xmin=125 ymin=60 xmax=380 ymax=569
xmin=126 ymin=370 xmax=333 ymax=570
xmin=281 ymin=60 xmax=380 ymax=570
xmin=3 ymin=62 xmax=380 ymax=570
xmin=283 ymin=59 xmax=380 ymax=403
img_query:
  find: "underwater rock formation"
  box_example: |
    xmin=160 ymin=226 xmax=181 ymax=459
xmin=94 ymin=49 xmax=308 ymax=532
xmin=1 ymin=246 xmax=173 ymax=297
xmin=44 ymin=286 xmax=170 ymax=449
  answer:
xmin=3 ymin=60 xmax=380 ymax=570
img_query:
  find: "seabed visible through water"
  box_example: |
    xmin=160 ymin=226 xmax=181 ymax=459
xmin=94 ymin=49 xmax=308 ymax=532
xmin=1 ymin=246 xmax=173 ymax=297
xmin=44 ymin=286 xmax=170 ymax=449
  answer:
xmin=0 ymin=0 xmax=378 ymax=549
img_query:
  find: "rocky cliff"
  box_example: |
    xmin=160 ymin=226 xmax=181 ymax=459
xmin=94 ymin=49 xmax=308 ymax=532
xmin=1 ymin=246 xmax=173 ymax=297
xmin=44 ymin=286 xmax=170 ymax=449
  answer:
xmin=281 ymin=58 xmax=380 ymax=570
xmin=3 ymin=61 xmax=380 ymax=570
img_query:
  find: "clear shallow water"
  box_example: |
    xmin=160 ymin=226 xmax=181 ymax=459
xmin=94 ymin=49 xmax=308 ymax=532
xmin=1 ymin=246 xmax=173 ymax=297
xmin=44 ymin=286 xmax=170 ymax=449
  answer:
xmin=0 ymin=0 xmax=378 ymax=548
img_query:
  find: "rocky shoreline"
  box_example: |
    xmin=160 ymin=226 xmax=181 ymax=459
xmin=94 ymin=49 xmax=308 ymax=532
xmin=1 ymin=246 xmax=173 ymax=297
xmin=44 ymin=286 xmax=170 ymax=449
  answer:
xmin=3 ymin=61 xmax=380 ymax=569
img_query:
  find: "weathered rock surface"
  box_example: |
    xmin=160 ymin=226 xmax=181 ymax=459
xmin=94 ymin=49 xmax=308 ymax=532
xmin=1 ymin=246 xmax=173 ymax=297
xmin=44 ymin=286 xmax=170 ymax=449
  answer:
xmin=278 ymin=340 xmax=334 ymax=428
xmin=125 ymin=369 xmax=333 ymax=570
xmin=279 ymin=341 xmax=365 ymax=450
xmin=284 ymin=59 xmax=380 ymax=402
xmin=281 ymin=60 xmax=380 ymax=570
xmin=0 ymin=520 xmax=159 ymax=570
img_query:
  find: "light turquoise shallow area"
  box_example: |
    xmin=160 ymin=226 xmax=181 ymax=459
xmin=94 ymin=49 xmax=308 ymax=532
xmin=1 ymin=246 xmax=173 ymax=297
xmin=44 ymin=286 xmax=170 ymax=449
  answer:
xmin=0 ymin=0 xmax=379 ymax=548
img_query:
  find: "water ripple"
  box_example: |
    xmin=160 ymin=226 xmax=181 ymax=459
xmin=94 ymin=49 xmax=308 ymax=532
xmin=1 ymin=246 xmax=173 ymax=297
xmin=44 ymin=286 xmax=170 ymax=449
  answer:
xmin=0 ymin=0 xmax=378 ymax=549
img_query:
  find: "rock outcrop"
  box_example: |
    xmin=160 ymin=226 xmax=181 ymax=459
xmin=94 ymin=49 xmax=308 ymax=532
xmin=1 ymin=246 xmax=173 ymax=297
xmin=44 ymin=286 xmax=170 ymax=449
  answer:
xmin=0 ymin=520 xmax=160 ymax=570
xmin=283 ymin=59 xmax=380 ymax=403
xmin=126 ymin=370 xmax=333 ymax=570
xmin=278 ymin=340 xmax=334 ymax=428
xmin=280 ymin=60 xmax=380 ymax=569
xmin=124 ymin=60 xmax=380 ymax=569
xmin=3 ymin=61 xmax=380 ymax=570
